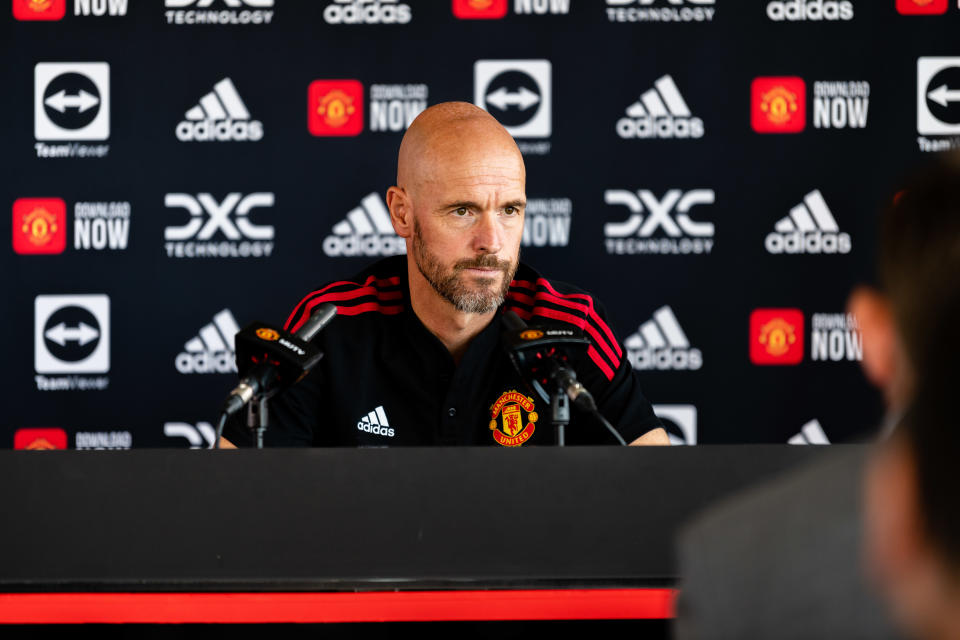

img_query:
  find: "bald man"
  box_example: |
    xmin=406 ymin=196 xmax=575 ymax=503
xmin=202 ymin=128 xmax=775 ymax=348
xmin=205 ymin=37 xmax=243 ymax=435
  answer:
xmin=221 ymin=102 xmax=666 ymax=448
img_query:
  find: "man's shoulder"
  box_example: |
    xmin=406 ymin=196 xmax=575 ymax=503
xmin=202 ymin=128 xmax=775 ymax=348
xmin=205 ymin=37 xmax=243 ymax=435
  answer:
xmin=676 ymin=446 xmax=899 ymax=639
xmin=284 ymin=256 xmax=407 ymax=332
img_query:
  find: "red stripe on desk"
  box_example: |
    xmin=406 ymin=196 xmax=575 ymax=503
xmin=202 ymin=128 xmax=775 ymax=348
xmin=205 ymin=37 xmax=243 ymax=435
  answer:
xmin=0 ymin=589 xmax=676 ymax=624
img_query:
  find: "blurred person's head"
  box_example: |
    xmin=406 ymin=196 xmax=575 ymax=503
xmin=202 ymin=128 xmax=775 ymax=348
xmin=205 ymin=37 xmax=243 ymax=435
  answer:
xmin=865 ymin=291 xmax=960 ymax=640
xmin=860 ymin=155 xmax=960 ymax=639
xmin=847 ymin=154 xmax=960 ymax=413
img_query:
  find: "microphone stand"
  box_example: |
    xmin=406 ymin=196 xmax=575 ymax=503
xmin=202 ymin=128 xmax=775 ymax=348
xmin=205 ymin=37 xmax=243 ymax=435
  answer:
xmin=551 ymin=385 xmax=569 ymax=446
xmin=246 ymin=388 xmax=278 ymax=449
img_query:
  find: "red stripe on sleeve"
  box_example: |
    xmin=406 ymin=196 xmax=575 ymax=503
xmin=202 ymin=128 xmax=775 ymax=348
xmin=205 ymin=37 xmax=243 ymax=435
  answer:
xmin=587 ymin=345 xmax=615 ymax=381
xmin=535 ymin=278 xmax=623 ymax=359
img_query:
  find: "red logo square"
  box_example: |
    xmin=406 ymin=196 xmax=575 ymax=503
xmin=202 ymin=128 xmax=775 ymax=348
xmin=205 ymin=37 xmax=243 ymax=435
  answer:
xmin=896 ymin=0 xmax=948 ymax=14
xmin=308 ymin=80 xmax=364 ymax=137
xmin=15 ymin=428 xmax=67 ymax=450
xmin=453 ymin=0 xmax=507 ymax=19
xmin=751 ymin=77 xmax=806 ymax=134
xmin=12 ymin=0 xmax=65 ymax=20
xmin=12 ymin=198 xmax=67 ymax=254
xmin=750 ymin=309 xmax=805 ymax=365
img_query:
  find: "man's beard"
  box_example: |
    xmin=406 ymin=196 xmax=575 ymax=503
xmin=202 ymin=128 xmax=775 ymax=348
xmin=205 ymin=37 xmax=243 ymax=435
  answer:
xmin=412 ymin=219 xmax=518 ymax=314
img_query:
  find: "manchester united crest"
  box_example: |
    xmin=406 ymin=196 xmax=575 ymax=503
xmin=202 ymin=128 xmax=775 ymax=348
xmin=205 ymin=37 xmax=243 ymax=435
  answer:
xmin=489 ymin=390 xmax=538 ymax=447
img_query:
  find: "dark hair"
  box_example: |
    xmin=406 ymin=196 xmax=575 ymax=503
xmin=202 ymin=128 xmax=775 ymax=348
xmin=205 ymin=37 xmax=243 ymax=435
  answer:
xmin=879 ymin=154 xmax=960 ymax=373
xmin=898 ymin=287 xmax=960 ymax=573
xmin=886 ymin=154 xmax=960 ymax=573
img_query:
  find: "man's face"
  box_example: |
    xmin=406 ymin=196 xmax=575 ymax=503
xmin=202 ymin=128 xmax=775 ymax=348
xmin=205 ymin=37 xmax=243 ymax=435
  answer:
xmin=408 ymin=143 xmax=525 ymax=314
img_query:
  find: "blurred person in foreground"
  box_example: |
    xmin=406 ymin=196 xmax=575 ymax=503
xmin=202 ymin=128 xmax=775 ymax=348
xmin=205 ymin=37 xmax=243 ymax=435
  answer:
xmin=863 ymin=228 xmax=960 ymax=640
xmin=675 ymin=156 xmax=960 ymax=639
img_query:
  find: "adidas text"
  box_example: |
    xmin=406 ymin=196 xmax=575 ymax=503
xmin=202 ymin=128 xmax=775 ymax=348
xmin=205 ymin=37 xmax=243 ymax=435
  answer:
xmin=357 ymin=423 xmax=395 ymax=437
xmin=323 ymin=1 xmax=411 ymax=24
xmin=766 ymin=0 xmax=853 ymax=21
xmin=177 ymin=119 xmax=263 ymax=141
xmin=765 ymin=231 xmax=851 ymax=254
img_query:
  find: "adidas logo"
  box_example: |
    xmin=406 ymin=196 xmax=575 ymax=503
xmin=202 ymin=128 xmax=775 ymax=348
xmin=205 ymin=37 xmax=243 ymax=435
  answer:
xmin=787 ymin=419 xmax=830 ymax=445
xmin=322 ymin=192 xmax=407 ymax=258
xmin=176 ymin=77 xmax=263 ymax=142
xmin=625 ymin=306 xmax=703 ymax=371
xmin=356 ymin=405 xmax=395 ymax=437
xmin=175 ymin=309 xmax=240 ymax=374
xmin=765 ymin=189 xmax=852 ymax=255
xmin=616 ymin=75 xmax=704 ymax=139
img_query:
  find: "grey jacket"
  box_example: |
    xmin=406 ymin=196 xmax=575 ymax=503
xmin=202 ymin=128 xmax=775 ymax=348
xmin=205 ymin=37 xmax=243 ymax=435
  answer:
xmin=675 ymin=446 xmax=902 ymax=640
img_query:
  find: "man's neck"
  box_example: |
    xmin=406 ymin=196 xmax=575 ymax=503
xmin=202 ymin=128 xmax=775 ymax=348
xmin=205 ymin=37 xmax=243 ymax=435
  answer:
xmin=407 ymin=262 xmax=496 ymax=365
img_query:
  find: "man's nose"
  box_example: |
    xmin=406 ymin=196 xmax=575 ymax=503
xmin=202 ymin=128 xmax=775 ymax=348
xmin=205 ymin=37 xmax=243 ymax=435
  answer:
xmin=472 ymin=211 xmax=502 ymax=254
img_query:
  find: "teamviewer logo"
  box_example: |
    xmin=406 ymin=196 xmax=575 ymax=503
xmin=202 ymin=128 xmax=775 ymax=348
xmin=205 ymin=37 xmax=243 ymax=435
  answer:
xmin=918 ymin=57 xmax=960 ymax=135
xmin=35 ymin=294 xmax=110 ymax=374
xmin=35 ymin=62 xmax=110 ymax=141
xmin=475 ymin=60 xmax=551 ymax=138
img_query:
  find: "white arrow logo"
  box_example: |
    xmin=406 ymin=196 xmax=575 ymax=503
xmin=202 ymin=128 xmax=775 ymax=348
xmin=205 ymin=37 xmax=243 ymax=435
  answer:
xmin=485 ymin=86 xmax=540 ymax=111
xmin=44 ymin=89 xmax=100 ymax=114
xmin=927 ymin=84 xmax=960 ymax=108
xmin=45 ymin=322 xmax=100 ymax=347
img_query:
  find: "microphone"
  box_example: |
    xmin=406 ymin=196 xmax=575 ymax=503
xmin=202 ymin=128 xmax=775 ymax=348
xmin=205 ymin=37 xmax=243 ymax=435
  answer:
xmin=501 ymin=310 xmax=625 ymax=445
xmin=501 ymin=310 xmax=596 ymax=411
xmin=221 ymin=303 xmax=337 ymax=417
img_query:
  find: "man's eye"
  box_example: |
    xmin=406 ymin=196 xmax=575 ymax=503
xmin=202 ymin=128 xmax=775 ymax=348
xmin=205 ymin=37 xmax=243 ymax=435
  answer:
xmin=455 ymin=207 xmax=468 ymax=216
xmin=504 ymin=206 xmax=517 ymax=216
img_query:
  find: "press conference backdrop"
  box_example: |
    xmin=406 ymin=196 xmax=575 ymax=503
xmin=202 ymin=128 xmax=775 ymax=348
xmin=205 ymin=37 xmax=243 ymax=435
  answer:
xmin=3 ymin=0 xmax=958 ymax=450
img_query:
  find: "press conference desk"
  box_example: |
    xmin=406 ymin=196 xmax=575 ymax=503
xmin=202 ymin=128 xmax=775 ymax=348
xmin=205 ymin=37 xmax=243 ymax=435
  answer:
xmin=0 ymin=446 xmax=840 ymax=626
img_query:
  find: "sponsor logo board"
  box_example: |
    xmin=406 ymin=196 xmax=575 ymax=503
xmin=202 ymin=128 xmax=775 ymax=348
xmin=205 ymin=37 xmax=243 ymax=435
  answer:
xmin=12 ymin=198 xmax=66 ymax=254
xmin=177 ymin=77 xmax=263 ymax=142
xmin=605 ymin=0 xmax=716 ymax=22
xmin=34 ymin=294 xmax=110 ymax=390
xmin=617 ymin=75 xmax=704 ymax=140
xmin=521 ymin=198 xmax=571 ymax=248
xmin=625 ymin=306 xmax=703 ymax=371
xmin=308 ymin=80 xmax=364 ymax=137
xmin=176 ymin=309 xmax=240 ymax=374
xmin=13 ymin=0 xmax=66 ymax=20
xmin=34 ymin=62 xmax=110 ymax=158
xmin=766 ymin=0 xmax=854 ymax=21
xmin=750 ymin=308 xmax=804 ymax=365
xmin=896 ymin=0 xmax=947 ymax=14
xmin=323 ymin=192 xmax=405 ymax=257
xmin=765 ymin=189 xmax=852 ymax=255
xmin=475 ymin=59 xmax=551 ymax=153
xmin=322 ymin=0 xmax=411 ymax=24
xmin=604 ymin=189 xmax=715 ymax=255
xmin=14 ymin=428 xmax=68 ymax=449
xmin=165 ymin=0 xmax=275 ymax=25
xmin=164 ymin=192 xmax=274 ymax=258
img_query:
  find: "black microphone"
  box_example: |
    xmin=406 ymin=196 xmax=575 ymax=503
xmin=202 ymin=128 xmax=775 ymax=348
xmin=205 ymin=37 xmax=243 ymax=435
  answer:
xmin=221 ymin=302 xmax=337 ymax=417
xmin=501 ymin=310 xmax=596 ymax=411
xmin=501 ymin=310 xmax=625 ymax=445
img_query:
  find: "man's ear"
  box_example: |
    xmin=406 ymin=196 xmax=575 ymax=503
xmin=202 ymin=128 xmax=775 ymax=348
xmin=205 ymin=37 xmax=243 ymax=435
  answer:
xmin=848 ymin=286 xmax=897 ymax=392
xmin=386 ymin=186 xmax=412 ymax=238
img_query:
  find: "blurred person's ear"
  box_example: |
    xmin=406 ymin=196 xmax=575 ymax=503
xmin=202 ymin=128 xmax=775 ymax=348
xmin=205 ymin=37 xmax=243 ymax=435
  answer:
xmin=848 ymin=287 xmax=908 ymax=408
